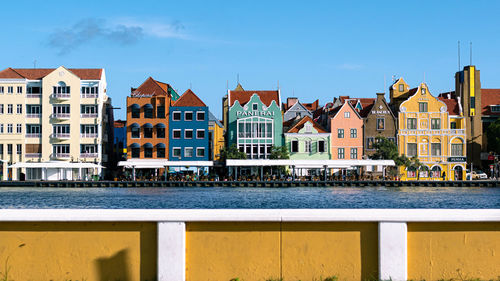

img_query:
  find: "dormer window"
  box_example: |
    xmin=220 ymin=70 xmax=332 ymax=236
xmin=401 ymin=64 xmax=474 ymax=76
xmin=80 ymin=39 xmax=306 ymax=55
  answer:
xmin=304 ymin=123 xmax=312 ymax=133
xmin=252 ymin=103 xmax=258 ymax=111
xmin=399 ymin=84 xmax=404 ymax=92
xmin=344 ymin=112 xmax=350 ymax=118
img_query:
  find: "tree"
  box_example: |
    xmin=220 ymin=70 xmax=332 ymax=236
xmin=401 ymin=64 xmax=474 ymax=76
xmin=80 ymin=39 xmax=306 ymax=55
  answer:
xmin=372 ymin=137 xmax=410 ymax=177
xmin=486 ymin=119 xmax=500 ymax=155
xmin=269 ymin=145 xmax=290 ymax=159
xmin=408 ymin=156 xmax=424 ymax=180
xmin=220 ymin=144 xmax=247 ymax=161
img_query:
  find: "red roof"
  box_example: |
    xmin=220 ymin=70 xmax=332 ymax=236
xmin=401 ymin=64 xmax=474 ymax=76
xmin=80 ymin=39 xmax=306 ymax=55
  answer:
xmin=282 ymin=99 xmax=320 ymax=112
xmin=114 ymin=120 xmax=126 ymax=128
xmin=131 ymin=77 xmax=171 ymax=97
xmin=481 ymin=88 xmax=500 ymax=115
xmin=438 ymin=97 xmax=460 ymax=115
xmin=173 ymin=89 xmax=206 ymax=107
xmin=286 ymin=116 xmax=328 ymax=133
xmin=229 ymin=90 xmax=280 ymax=107
xmin=0 ymin=67 xmax=103 ymax=80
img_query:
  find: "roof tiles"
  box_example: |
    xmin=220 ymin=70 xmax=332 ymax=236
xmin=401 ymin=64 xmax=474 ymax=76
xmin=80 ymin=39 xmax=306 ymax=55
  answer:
xmin=173 ymin=89 xmax=207 ymax=107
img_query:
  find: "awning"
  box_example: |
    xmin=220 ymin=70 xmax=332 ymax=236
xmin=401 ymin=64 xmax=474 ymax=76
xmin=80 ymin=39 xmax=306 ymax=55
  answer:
xmin=226 ymin=159 xmax=395 ymax=168
xmin=8 ymin=162 xmax=105 ymax=169
xmin=118 ymin=159 xmax=214 ymax=169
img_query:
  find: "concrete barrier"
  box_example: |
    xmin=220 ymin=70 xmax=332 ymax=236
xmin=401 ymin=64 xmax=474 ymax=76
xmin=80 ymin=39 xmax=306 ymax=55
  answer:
xmin=0 ymin=209 xmax=498 ymax=280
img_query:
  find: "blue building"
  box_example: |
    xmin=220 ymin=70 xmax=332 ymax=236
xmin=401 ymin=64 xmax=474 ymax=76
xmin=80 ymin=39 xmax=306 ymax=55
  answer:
xmin=169 ymin=89 xmax=209 ymax=165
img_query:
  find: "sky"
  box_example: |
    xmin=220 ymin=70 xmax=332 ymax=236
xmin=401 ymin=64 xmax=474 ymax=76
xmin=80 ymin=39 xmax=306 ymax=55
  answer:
xmin=1 ymin=0 xmax=500 ymax=120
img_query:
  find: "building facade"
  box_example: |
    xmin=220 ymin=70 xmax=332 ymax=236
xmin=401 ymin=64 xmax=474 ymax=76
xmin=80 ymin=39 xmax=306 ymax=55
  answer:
xmin=329 ymin=101 xmax=363 ymax=160
xmin=226 ymin=85 xmax=282 ymax=159
xmin=364 ymin=92 xmax=397 ymax=157
xmin=284 ymin=116 xmax=330 ymax=161
xmin=397 ymin=83 xmax=466 ymax=181
xmin=282 ymin=97 xmax=318 ymax=122
xmin=208 ymin=111 xmax=224 ymax=161
xmin=0 ymin=66 xmax=111 ymax=180
xmin=168 ymin=89 xmax=209 ymax=162
xmin=126 ymin=77 xmax=178 ymax=160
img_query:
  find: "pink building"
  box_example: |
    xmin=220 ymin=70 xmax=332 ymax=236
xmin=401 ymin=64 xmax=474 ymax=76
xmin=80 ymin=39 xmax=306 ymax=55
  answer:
xmin=329 ymin=101 xmax=363 ymax=160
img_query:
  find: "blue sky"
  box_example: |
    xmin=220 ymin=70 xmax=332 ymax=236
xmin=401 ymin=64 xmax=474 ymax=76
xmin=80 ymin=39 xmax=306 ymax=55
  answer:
xmin=2 ymin=0 xmax=500 ymax=119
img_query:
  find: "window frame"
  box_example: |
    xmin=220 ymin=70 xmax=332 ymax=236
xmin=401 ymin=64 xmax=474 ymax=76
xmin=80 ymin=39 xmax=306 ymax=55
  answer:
xmin=196 ymin=147 xmax=205 ymax=157
xmin=184 ymin=147 xmax=194 ymax=158
xmin=196 ymin=111 xmax=205 ymax=121
xmin=196 ymin=129 xmax=205 ymax=139
xmin=184 ymin=129 xmax=193 ymax=139
xmin=172 ymin=129 xmax=181 ymax=139
xmin=172 ymin=111 xmax=181 ymax=121
xmin=338 ymin=148 xmax=345 ymax=159
xmin=184 ymin=111 xmax=193 ymax=121
xmin=350 ymin=128 xmax=357 ymax=138
xmin=337 ymin=128 xmax=344 ymax=138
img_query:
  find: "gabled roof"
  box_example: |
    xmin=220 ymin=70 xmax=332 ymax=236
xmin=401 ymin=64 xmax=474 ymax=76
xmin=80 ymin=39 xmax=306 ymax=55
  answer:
xmin=283 ymin=99 xmax=320 ymax=112
xmin=173 ymin=89 xmax=206 ymax=107
xmin=0 ymin=67 xmax=103 ymax=80
xmin=481 ymin=88 xmax=500 ymax=115
xmin=329 ymin=100 xmax=362 ymax=120
xmin=229 ymin=89 xmax=280 ymax=107
xmin=286 ymin=116 xmax=328 ymax=133
xmin=131 ymin=77 xmax=171 ymax=97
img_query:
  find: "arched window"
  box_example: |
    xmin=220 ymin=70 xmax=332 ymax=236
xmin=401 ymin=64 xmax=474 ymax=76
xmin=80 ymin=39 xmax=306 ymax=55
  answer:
xmin=156 ymin=123 xmax=166 ymax=138
xmin=419 ymin=165 xmax=429 ymax=178
xmin=143 ymin=123 xmax=153 ymax=138
xmin=130 ymin=143 xmax=140 ymax=158
xmin=431 ymin=166 xmax=441 ymax=178
xmin=130 ymin=123 xmax=140 ymax=138
xmin=144 ymin=143 xmax=153 ymax=158
xmin=53 ymin=81 xmax=70 ymax=96
xmin=157 ymin=105 xmax=165 ymax=118
xmin=407 ymin=166 xmax=416 ymax=178
xmin=157 ymin=143 xmax=166 ymax=158
xmin=131 ymin=104 xmax=140 ymax=118
xmin=144 ymin=104 xmax=153 ymax=118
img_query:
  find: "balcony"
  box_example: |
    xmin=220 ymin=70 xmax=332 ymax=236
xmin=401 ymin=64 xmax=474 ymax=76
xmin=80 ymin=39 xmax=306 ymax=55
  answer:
xmin=50 ymin=133 xmax=70 ymax=140
xmin=51 ymin=113 xmax=70 ymax=120
xmin=25 ymin=153 xmax=41 ymax=158
xmin=80 ymin=153 xmax=98 ymax=158
xmin=80 ymin=133 xmax=98 ymax=138
xmin=51 ymin=153 xmax=70 ymax=159
xmin=81 ymin=93 xmax=98 ymax=99
xmin=26 ymin=113 xmax=42 ymax=118
xmin=26 ymin=93 xmax=41 ymax=98
xmin=26 ymin=133 xmax=41 ymax=138
xmin=80 ymin=113 xmax=98 ymax=118
xmin=51 ymin=93 xmax=71 ymax=99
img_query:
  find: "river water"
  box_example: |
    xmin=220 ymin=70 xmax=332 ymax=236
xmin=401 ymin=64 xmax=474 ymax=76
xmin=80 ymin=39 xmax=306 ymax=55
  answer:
xmin=0 ymin=186 xmax=498 ymax=209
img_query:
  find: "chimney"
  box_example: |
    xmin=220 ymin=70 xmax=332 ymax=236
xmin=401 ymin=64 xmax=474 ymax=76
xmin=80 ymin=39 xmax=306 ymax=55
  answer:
xmin=287 ymin=97 xmax=298 ymax=108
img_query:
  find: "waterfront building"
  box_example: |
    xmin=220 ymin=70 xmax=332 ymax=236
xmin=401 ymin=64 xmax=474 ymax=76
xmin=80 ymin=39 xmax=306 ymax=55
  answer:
xmin=225 ymin=84 xmax=282 ymax=159
xmin=389 ymin=77 xmax=412 ymax=114
xmin=328 ymin=100 xmax=364 ymax=160
xmin=126 ymin=77 xmax=179 ymax=162
xmin=397 ymin=83 xmax=466 ymax=181
xmin=168 ymin=89 xmax=209 ymax=169
xmin=364 ymin=92 xmax=397 ymax=157
xmin=282 ymin=97 xmax=320 ymax=122
xmin=0 ymin=66 xmax=112 ymax=180
xmin=208 ymin=111 xmax=224 ymax=161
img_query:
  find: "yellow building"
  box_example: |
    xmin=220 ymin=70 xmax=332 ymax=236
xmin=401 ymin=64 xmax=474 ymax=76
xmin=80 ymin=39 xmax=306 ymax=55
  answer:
xmin=398 ymin=83 xmax=466 ymax=181
xmin=208 ymin=112 xmax=224 ymax=161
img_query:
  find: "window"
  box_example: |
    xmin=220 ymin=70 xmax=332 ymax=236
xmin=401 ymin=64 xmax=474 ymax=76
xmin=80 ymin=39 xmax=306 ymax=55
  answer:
xmin=350 ymin=148 xmax=358 ymax=159
xmin=7 ymin=86 xmax=13 ymax=94
xmin=0 ymin=105 xmax=3 ymax=114
xmin=7 ymin=124 xmax=12 ymax=134
xmin=131 ymin=124 xmax=140 ymax=138
xmin=156 ymin=125 xmax=165 ymax=138
xmin=450 ymin=122 xmax=457 ymax=129
xmin=80 ymin=86 xmax=99 ymax=98
xmin=157 ymin=105 xmax=165 ymax=118
xmin=338 ymin=129 xmax=344 ymax=138
xmin=172 ymin=111 xmax=181 ymax=121
xmin=344 ymin=112 xmax=350 ymax=118
xmin=196 ymin=129 xmax=205 ymax=139
xmin=17 ymin=86 xmax=22 ymax=94
xmin=27 ymin=86 xmax=41 ymax=95
xmin=27 ymin=124 xmax=41 ymax=137
xmin=0 ymin=144 xmax=3 ymax=155
xmin=7 ymin=144 xmax=12 ymax=155
xmin=185 ymin=129 xmax=193 ymax=139
xmin=421 ymin=88 xmax=426 ymax=95
xmin=431 ymin=143 xmax=441 ymax=156
xmin=407 ymin=118 xmax=417 ymax=129
xmin=53 ymin=144 xmax=70 ymax=157
xmin=7 ymin=104 xmax=13 ymax=114
xmin=131 ymin=104 xmax=140 ymax=118
xmin=0 ymin=86 xmax=3 ymax=94
xmin=318 ymin=140 xmax=326 ymax=153
xmin=350 ymin=128 xmax=357 ymax=138
xmin=451 ymin=143 xmax=463 ymax=156
xmin=0 ymin=124 xmax=3 ymax=133
xmin=236 ymin=117 xmax=273 ymax=139
xmin=52 ymin=105 xmax=70 ymax=117
xmin=144 ymin=145 xmax=153 ymax=158
xmin=52 ymin=125 xmax=70 ymax=137
xmin=366 ymin=137 xmax=375 ymax=149
xmin=173 ymin=129 xmax=181 ymax=139
xmin=407 ymin=167 xmax=416 ymax=178
xmin=143 ymin=125 xmax=153 ymax=138
xmin=491 ymin=105 xmax=500 ymax=112
xmin=197 ymin=111 xmax=205 ymax=121
xmin=16 ymin=124 xmax=21 ymax=134
xmin=252 ymin=104 xmax=258 ymax=111
xmin=399 ymin=84 xmax=404 ymax=92
xmin=185 ymin=112 xmax=193 ymax=121
xmin=80 ymin=125 xmax=97 ymax=137
xmin=291 ymin=140 xmax=299 ymax=153
xmin=407 ymin=143 xmax=417 ymax=157
xmin=16 ymin=144 xmax=21 ymax=155
xmin=157 ymin=145 xmax=166 ymax=158
xmin=53 ymin=84 xmax=70 ymax=95
xmin=173 ymin=148 xmax=181 ymax=157
xmin=305 ymin=140 xmax=311 ymax=153
xmin=80 ymin=144 xmax=98 ymax=156
xmin=81 ymin=105 xmax=98 ymax=117
xmin=376 ymin=118 xmax=385 ymax=130
xmin=419 ymin=102 xmax=428 ymax=112
xmin=185 ymin=147 xmax=193 ymax=157
xmin=131 ymin=144 xmax=140 ymax=158
xmin=431 ymin=118 xmax=441 ymax=130
xmin=16 ymin=104 xmax=22 ymax=114
xmin=338 ymin=148 xmax=345 ymax=159
xmin=144 ymin=104 xmax=153 ymax=118
xmin=196 ymin=147 xmax=205 ymax=157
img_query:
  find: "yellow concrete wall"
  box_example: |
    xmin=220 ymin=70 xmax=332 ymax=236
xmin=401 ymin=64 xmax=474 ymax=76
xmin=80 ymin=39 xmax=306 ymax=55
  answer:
xmin=408 ymin=222 xmax=500 ymax=281
xmin=186 ymin=222 xmax=378 ymax=281
xmin=209 ymin=121 xmax=225 ymax=161
xmin=0 ymin=222 xmax=157 ymax=281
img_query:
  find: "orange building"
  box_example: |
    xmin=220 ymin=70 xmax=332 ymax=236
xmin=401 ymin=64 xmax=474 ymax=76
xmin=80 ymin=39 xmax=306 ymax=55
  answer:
xmin=126 ymin=77 xmax=179 ymax=160
xmin=329 ymin=100 xmax=364 ymax=160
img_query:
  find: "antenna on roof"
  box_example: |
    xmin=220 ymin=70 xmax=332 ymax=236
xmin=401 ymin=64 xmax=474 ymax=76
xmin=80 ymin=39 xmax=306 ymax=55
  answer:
xmin=458 ymin=41 xmax=461 ymax=70
xmin=33 ymin=59 xmax=37 ymax=69
xmin=470 ymin=41 xmax=472 ymax=66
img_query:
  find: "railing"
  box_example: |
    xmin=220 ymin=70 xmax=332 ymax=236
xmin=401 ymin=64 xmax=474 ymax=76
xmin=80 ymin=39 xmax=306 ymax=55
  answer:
xmin=26 ymin=93 xmax=41 ymax=98
xmin=81 ymin=93 xmax=98 ymax=98
xmin=51 ymin=153 xmax=70 ymax=159
xmin=51 ymin=113 xmax=70 ymax=119
xmin=80 ymin=153 xmax=98 ymax=158
xmin=399 ymin=129 xmax=466 ymax=135
xmin=51 ymin=93 xmax=71 ymax=99
xmin=26 ymin=133 xmax=41 ymax=138
xmin=80 ymin=133 xmax=97 ymax=138
xmin=80 ymin=113 xmax=98 ymax=118
xmin=25 ymin=153 xmax=41 ymax=158
xmin=50 ymin=133 xmax=70 ymax=139
xmin=26 ymin=113 xmax=41 ymax=118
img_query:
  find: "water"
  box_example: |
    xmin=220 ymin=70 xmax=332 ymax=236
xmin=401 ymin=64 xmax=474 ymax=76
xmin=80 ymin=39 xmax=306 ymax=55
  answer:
xmin=0 ymin=186 xmax=498 ymax=209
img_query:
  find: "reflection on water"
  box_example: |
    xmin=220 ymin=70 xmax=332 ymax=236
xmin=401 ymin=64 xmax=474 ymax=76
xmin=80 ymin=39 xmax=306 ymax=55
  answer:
xmin=0 ymin=186 xmax=498 ymax=209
